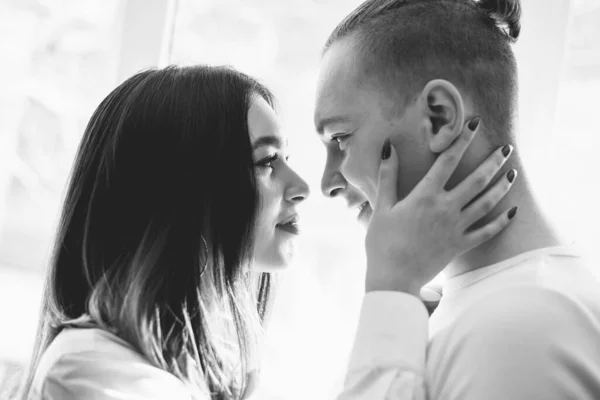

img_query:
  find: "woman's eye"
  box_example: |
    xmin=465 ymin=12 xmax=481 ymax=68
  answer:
xmin=334 ymin=135 xmax=350 ymax=151
xmin=256 ymin=154 xmax=279 ymax=169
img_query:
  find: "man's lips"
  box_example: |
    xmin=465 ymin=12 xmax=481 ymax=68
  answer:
xmin=357 ymin=201 xmax=372 ymax=221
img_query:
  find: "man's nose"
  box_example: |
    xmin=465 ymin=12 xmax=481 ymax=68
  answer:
xmin=321 ymin=170 xmax=346 ymax=198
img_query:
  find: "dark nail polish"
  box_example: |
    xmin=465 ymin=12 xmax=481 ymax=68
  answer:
xmin=507 ymin=169 xmax=516 ymax=183
xmin=381 ymin=139 xmax=391 ymax=160
xmin=468 ymin=116 xmax=480 ymax=131
xmin=508 ymin=206 xmax=518 ymax=220
xmin=502 ymin=145 xmax=512 ymax=157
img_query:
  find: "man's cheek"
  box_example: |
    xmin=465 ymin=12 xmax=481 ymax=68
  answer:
xmin=343 ymin=156 xmax=377 ymax=202
xmin=339 ymin=156 xmax=358 ymax=188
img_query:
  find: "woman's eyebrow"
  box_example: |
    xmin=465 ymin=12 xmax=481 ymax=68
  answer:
xmin=252 ymin=135 xmax=285 ymax=150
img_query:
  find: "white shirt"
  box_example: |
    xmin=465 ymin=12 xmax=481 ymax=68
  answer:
xmin=30 ymin=327 xmax=192 ymax=400
xmin=338 ymin=246 xmax=600 ymax=399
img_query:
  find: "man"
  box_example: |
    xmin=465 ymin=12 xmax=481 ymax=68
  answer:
xmin=314 ymin=0 xmax=600 ymax=399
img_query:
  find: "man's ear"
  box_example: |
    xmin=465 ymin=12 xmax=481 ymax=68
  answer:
xmin=418 ymin=79 xmax=465 ymax=153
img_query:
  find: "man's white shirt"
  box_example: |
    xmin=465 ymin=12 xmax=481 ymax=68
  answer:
xmin=338 ymin=246 xmax=600 ymax=399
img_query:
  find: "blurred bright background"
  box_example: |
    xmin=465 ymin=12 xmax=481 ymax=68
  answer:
xmin=0 ymin=0 xmax=598 ymax=398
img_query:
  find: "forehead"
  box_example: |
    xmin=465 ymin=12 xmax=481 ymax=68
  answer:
xmin=248 ymin=95 xmax=282 ymax=142
xmin=314 ymin=38 xmax=373 ymax=132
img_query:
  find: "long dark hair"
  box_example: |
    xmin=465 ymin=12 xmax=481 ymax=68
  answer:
xmin=20 ymin=65 xmax=275 ymax=399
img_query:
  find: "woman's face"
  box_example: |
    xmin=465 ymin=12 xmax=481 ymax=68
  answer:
xmin=249 ymin=96 xmax=310 ymax=271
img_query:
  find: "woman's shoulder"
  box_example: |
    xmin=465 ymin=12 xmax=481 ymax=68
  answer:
xmin=44 ymin=327 xmax=142 ymax=361
xmin=31 ymin=328 xmax=192 ymax=400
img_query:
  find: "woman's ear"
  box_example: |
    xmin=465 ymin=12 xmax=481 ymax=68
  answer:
xmin=418 ymin=79 xmax=465 ymax=153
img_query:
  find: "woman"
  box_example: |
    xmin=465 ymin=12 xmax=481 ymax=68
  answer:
xmin=19 ymin=65 xmax=514 ymax=400
xmin=21 ymin=65 xmax=308 ymax=400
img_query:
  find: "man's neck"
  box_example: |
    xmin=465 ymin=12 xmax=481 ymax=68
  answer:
xmin=444 ymin=170 xmax=565 ymax=279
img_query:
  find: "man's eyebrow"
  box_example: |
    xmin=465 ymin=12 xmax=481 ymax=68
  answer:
xmin=315 ymin=115 xmax=351 ymax=136
xmin=252 ymin=135 xmax=285 ymax=151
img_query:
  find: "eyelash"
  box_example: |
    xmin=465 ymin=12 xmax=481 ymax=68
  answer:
xmin=256 ymin=154 xmax=279 ymax=168
xmin=255 ymin=153 xmax=290 ymax=169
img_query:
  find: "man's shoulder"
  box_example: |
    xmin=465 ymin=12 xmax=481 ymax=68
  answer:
xmin=456 ymin=248 xmax=600 ymax=331
xmin=449 ymin=284 xmax=600 ymax=347
xmin=427 ymin=276 xmax=600 ymax=399
xmin=427 ymin=284 xmax=600 ymax=383
xmin=467 ymin=285 xmax=587 ymax=322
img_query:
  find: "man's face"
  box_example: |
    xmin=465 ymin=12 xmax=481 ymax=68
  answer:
xmin=314 ymin=37 xmax=436 ymax=223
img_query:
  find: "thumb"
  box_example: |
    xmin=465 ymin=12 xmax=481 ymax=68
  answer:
xmin=375 ymin=138 xmax=399 ymax=211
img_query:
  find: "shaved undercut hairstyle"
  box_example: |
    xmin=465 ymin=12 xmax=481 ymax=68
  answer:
xmin=325 ymin=0 xmax=522 ymax=142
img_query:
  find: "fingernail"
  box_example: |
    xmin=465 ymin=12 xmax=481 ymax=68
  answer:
xmin=507 ymin=169 xmax=516 ymax=183
xmin=508 ymin=206 xmax=518 ymax=220
xmin=381 ymin=138 xmax=391 ymax=160
xmin=502 ymin=144 xmax=512 ymax=157
xmin=468 ymin=116 xmax=480 ymax=131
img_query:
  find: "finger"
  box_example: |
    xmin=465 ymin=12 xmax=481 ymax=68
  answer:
xmin=420 ymin=284 xmax=443 ymax=302
xmin=453 ymin=144 xmax=513 ymax=205
xmin=375 ymin=138 xmax=399 ymax=210
xmin=464 ymin=205 xmax=518 ymax=248
xmin=423 ymin=281 xmax=444 ymax=294
xmin=462 ymin=169 xmax=517 ymax=224
xmin=420 ymin=116 xmax=480 ymax=191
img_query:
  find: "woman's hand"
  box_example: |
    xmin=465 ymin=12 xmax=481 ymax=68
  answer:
xmin=365 ymin=117 xmax=517 ymax=295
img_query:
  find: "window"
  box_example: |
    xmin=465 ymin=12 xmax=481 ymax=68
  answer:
xmin=0 ymin=0 xmax=120 ymax=390
xmin=546 ymin=0 xmax=600 ymax=261
xmin=515 ymin=0 xmax=600 ymax=265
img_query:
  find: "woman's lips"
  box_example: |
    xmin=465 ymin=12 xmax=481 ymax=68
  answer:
xmin=276 ymin=214 xmax=300 ymax=235
xmin=276 ymin=222 xmax=300 ymax=235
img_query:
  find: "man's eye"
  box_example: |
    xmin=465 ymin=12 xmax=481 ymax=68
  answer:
xmin=333 ymin=135 xmax=350 ymax=151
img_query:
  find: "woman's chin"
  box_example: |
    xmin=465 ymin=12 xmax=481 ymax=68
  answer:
xmin=253 ymin=237 xmax=298 ymax=272
xmin=253 ymin=255 xmax=294 ymax=272
xmin=253 ymin=245 xmax=296 ymax=272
